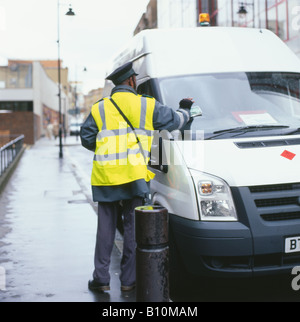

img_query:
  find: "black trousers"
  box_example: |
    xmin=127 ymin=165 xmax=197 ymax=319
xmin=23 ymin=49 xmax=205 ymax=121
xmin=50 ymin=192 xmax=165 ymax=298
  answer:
xmin=93 ymin=198 xmax=143 ymax=286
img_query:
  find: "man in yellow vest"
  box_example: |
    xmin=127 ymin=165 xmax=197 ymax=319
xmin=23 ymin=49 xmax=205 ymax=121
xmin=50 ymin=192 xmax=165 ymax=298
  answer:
xmin=80 ymin=62 xmax=193 ymax=292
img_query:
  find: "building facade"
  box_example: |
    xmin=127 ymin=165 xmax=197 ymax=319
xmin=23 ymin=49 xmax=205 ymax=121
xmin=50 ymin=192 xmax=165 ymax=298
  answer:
xmin=134 ymin=0 xmax=300 ymax=59
xmin=157 ymin=0 xmax=198 ymax=28
xmin=200 ymin=0 xmax=300 ymax=58
xmin=83 ymin=87 xmax=103 ymax=118
xmin=0 ymin=60 xmax=69 ymax=144
xmin=134 ymin=0 xmax=158 ymax=35
xmin=134 ymin=0 xmax=198 ymax=33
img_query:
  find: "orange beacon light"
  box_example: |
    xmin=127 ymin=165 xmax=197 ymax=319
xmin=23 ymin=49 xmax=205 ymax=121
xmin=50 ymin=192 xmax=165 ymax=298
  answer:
xmin=199 ymin=13 xmax=210 ymax=26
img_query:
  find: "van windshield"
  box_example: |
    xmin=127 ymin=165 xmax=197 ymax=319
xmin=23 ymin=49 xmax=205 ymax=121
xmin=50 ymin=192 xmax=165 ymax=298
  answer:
xmin=158 ymin=72 xmax=300 ymax=139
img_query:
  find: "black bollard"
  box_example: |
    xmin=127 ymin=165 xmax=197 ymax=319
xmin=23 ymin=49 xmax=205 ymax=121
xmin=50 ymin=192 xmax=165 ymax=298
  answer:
xmin=135 ymin=205 xmax=169 ymax=302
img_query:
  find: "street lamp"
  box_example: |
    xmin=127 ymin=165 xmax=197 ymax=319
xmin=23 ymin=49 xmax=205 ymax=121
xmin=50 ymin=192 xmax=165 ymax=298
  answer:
xmin=66 ymin=6 xmax=75 ymax=16
xmin=57 ymin=1 xmax=75 ymax=159
xmin=237 ymin=2 xmax=255 ymax=27
xmin=237 ymin=3 xmax=248 ymax=17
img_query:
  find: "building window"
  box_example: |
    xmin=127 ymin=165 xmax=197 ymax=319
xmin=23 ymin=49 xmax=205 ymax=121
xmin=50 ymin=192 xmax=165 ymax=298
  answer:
xmin=265 ymin=0 xmax=290 ymax=41
xmin=267 ymin=0 xmax=277 ymax=9
xmin=267 ymin=5 xmax=277 ymax=34
xmin=277 ymin=1 xmax=288 ymax=40
xmin=0 ymin=101 xmax=33 ymax=112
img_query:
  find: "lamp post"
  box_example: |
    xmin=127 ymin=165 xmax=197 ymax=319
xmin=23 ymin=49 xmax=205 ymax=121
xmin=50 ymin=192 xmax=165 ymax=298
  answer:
xmin=57 ymin=1 xmax=75 ymax=158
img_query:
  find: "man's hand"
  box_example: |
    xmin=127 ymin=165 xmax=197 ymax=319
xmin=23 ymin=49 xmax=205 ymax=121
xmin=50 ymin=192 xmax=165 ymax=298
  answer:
xmin=179 ymin=98 xmax=194 ymax=109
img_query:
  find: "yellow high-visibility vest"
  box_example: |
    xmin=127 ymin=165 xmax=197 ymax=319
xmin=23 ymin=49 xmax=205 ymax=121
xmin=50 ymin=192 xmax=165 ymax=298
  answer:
xmin=91 ymin=91 xmax=155 ymax=186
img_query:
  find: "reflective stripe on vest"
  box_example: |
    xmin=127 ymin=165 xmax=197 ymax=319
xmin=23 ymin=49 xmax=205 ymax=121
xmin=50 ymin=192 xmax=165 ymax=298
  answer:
xmin=90 ymin=92 xmax=155 ymax=186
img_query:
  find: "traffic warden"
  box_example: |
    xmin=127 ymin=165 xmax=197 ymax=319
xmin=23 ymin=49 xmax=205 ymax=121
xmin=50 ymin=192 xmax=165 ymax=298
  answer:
xmin=80 ymin=62 xmax=193 ymax=292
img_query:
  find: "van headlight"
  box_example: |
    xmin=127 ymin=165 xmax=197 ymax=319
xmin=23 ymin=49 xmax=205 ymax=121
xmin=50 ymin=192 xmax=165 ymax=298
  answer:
xmin=190 ymin=170 xmax=238 ymax=221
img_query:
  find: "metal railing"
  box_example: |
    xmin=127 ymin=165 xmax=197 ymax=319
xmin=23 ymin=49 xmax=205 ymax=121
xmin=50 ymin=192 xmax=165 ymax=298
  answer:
xmin=0 ymin=135 xmax=25 ymax=177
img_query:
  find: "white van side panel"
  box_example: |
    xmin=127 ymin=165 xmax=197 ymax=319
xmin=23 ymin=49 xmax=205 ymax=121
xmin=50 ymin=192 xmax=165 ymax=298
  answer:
xmin=145 ymin=27 xmax=300 ymax=77
xmin=108 ymin=27 xmax=300 ymax=81
xmin=178 ymin=135 xmax=300 ymax=187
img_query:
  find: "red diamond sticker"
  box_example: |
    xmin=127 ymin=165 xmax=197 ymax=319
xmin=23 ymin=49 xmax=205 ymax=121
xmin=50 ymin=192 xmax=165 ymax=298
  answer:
xmin=281 ymin=150 xmax=296 ymax=160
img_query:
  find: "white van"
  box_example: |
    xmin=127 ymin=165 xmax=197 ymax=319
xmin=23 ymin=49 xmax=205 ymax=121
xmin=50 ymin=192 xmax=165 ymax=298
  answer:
xmin=104 ymin=27 xmax=300 ymax=284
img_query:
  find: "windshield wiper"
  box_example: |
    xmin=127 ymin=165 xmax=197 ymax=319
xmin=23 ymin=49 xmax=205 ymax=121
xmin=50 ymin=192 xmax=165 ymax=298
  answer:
xmin=207 ymin=125 xmax=290 ymax=140
xmin=284 ymin=127 xmax=300 ymax=135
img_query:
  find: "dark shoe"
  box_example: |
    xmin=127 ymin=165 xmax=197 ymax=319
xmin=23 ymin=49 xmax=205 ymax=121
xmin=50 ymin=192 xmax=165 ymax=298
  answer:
xmin=88 ymin=279 xmax=110 ymax=292
xmin=121 ymin=283 xmax=135 ymax=292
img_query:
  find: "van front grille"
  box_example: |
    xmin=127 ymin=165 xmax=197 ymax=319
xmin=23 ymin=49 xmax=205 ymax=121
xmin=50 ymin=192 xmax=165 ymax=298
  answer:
xmin=255 ymin=197 xmax=299 ymax=208
xmin=249 ymin=183 xmax=300 ymax=222
xmin=261 ymin=211 xmax=300 ymax=221
xmin=250 ymin=183 xmax=300 ymax=193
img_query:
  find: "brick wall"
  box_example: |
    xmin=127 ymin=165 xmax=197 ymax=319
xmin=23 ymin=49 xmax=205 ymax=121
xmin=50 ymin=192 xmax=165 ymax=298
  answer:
xmin=0 ymin=111 xmax=39 ymax=145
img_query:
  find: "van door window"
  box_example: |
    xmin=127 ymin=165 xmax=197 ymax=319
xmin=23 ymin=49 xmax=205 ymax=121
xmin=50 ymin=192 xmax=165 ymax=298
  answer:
xmin=138 ymin=80 xmax=168 ymax=172
xmin=137 ymin=80 xmax=154 ymax=97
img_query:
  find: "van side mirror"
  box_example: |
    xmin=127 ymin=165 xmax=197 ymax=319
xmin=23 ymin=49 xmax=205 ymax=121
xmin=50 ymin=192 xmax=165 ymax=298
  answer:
xmin=150 ymin=135 xmax=168 ymax=173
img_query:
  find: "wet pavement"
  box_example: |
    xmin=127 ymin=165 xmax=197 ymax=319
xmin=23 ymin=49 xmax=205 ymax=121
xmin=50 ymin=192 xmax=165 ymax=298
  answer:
xmin=0 ymin=136 xmax=135 ymax=302
xmin=1 ymin=136 xmax=300 ymax=303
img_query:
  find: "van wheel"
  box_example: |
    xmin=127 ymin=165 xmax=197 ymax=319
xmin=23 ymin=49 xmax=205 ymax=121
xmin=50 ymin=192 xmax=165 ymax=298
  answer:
xmin=169 ymin=226 xmax=193 ymax=299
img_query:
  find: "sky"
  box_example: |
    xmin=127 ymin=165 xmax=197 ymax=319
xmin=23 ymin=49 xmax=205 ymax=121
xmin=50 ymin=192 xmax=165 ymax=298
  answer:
xmin=0 ymin=0 xmax=150 ymax=94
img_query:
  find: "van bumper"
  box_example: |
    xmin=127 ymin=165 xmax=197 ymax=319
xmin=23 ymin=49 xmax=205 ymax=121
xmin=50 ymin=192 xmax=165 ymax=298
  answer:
xmin=170 ymin=214 xmax=299 ymax=278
